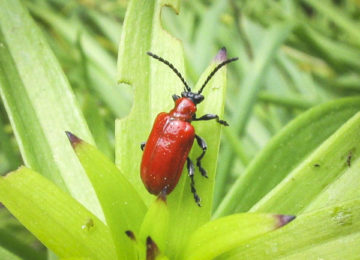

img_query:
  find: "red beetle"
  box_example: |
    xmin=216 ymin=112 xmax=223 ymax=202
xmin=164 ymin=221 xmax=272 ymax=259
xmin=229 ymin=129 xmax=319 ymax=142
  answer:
xmin=140 ymin=48 xmax=238 ymax=205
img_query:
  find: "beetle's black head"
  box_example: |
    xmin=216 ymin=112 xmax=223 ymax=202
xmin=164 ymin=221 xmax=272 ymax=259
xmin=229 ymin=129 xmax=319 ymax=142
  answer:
xmin=181 ymin=91 xmax=204 ymax=105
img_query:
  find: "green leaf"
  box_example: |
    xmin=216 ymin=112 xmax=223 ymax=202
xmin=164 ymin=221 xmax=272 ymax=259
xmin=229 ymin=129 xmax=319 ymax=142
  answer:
xmin=220 ymin=199 xmax=360 ymax=259
xmin=0 ymin=115 xmax=21 ymax=174
xmin=139 ymin=195 xmax=169 ymax=255
xmin=82 ymin=96 xmax=113 ymax=159
xmin=251 ymin=110 xmax=360 ymax=214
xmin=304 ymin=150 xmax=360 ymax=212
xmin=192 ymin=0 xmax=228 ymax=73
xmin=86 ymin=9 xmax=122 ymax=47
xmin=214 ymin=23 xmax=293 ymax=207
xmin=166 ymin=51 xmax=229 ymax=259
xmin=0 ymin=167 xmax=116 ymax=259
xmin=296 ymin=25 xmax=360 ymax=70
xmin=116 ymin=1 xmax=231 ymax=258
xmin=60 ymin=258 xmax=92 ymax=260
xmin=302 ymin=0 xmax=360 ymax=48
xmin=67 ymin=132 xmax=146 ymax=259
xmin=182 ymin=213 xmax=294 ymax=260
xmin=116 ymin=0 xmax=183 ymax=204
xmin=0 ymin=226 xmax=45 ymax=260
xmin=0 ymin=246 xmax=21 ymax=260
xmin=257 ymin=91 xmax=315 ymax=110
xmin=0 ymin=0 xmax=102 ymax=218
xmin=27 ymin=2 xmax=131 ymax=118
xmin=214 ymin=97 xmax=360 ymax=218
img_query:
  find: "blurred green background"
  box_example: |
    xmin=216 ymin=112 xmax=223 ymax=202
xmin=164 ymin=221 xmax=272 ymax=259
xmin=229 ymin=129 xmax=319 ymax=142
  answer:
xmin=1 ymin=0 xmax=360 ymax=257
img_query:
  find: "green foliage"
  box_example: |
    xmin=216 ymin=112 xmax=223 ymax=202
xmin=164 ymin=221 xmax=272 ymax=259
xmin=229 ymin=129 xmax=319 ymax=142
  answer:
xmin=183 ymin=213 xmax=294 ymax=260
xmin=215 ymin=97 xmax=360 ymax=217
xmin=0 ymin=0 xmax=360 ymax=259
xmin=221 ymin=198 xmax=360 ymax=259
xmin=69 ymin=133 xmax=146 ymax=259
xmin=0 ymin=167 xmax=116 ymax=259
xmin=0 ymin=0 xmax=102 ymax=219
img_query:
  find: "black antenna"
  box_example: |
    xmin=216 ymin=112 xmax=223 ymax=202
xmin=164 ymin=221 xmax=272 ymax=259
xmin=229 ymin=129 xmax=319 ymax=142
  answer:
xmin=197 ymin=57 xmax=238 ymax=94
xmin=147 ymin=52 xmax=191 ymax=92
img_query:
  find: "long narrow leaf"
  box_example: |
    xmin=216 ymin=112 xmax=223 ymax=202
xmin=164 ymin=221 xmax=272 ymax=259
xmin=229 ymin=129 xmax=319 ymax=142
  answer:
xmin=27 ymin=3 xmax=131 ymax=118
xmin=0 ymin=246 xmax=21 ymax=260
xmin=116 ymin=0 xmax=183 ymax=205
xmin=66 ymin=132 xmax=146 ymax=259
xmin=303 ymin=0 xmax=360 ymax=47
xmin=220 ymin=199 xmax=360 ymax=259
xmin=0 ymin=167 xmax=116 ymax=259
xmin=214 ymin=97 xmax=360 ymax=218
xmin=0 ymin=0 xmax=102 ymax=218
xmin=214 ymin=23 xmax=293 ymax=207
xmin=0 ymin=226 xmax=45 ymax=260
xmin=167 ymin=51 xmax=229 ymax=259
xmin=251 ymin=111 xmax=360 ymax=214
xmin=116 ymin=1 xmax=230 ymax=259
xmin=182 ymin=213 xmax=294 ymax=260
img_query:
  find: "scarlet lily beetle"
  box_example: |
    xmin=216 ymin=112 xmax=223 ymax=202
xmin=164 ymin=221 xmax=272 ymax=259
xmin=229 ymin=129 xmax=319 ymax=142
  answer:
xmin=140 ymin=48 xmax=238 ymax=206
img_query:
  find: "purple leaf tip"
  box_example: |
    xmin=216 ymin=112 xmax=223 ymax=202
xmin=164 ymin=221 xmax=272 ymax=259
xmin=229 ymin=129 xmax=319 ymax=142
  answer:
xmin=276 ymin=214 xmax=296 ymax=228
xmin=65 ymin=131 xmax=82 ymax=147
xmin=214 ymin=47 xmax=227 ymax=62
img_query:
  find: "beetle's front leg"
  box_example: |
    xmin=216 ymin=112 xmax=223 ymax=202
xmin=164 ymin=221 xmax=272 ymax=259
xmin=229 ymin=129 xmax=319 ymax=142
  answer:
xmin=140 ymin=142 xmax=146 ymax=151
xmin=195 ymin=135 xmax=208 ymax=178
xmin=193 ymin=114 xmax=229 ymax=126
xmin=187 ymin=157 xmax=201 ymax=207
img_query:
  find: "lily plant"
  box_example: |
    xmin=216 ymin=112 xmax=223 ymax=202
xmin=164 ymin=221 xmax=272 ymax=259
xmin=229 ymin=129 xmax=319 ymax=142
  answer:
xmin=0 ymin=0 xmax=360 ymax=259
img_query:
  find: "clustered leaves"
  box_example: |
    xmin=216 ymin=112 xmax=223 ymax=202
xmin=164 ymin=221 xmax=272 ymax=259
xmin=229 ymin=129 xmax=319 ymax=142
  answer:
xmin=0 ymin=0 xmax=360 ymax=259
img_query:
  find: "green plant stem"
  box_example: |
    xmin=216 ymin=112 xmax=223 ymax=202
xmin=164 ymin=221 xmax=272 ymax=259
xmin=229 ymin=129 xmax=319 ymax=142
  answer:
xmin=258 ymin=91 xmax=315 ymax=109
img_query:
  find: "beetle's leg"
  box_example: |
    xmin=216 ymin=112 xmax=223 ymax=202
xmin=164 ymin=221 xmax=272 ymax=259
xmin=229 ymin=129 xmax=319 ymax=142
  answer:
xmin=172 ymin=94 xmax=180 ymax=102
xmin=193 ymin=114 xmax=229 ymax=126
xmin=140 ymin=142 xmax=146 ymax=151
xmin=195 ymin=135 xmax=208 ymax=178
xmin=187 ymin=157 xmax=201 ymax=207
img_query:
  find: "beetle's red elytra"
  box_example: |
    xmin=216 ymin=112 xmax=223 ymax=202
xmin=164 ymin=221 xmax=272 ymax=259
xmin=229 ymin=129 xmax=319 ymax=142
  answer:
xmin=140 ymin=48 xmax=238 ymax=206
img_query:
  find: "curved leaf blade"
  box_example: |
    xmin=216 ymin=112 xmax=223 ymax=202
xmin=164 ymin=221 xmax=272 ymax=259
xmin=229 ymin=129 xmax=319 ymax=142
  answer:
xmin=215 ymin=97 xmax=360 ymax=218
xmin=0 ymin=0 xmax=102 ymax=218
xmin=0 ymin=246 xmax=21 ymax=260
xmin=214 ymin=23 xmax=293 ymax=207
xmin=67 ymin=132 xmax=147 ymax=259
xmin=182 ymin=213 xmax=294 ymax=260
xmin=167 ymin=51 xmax=229 ymax=259
xmin=116 ymin=0 xmax=183 ymax=204
xmin=220 ymin=199 xmax=360 ymax=259
xmin=251 ymin=111 xmax=360 ymax=214
xmin=116 ymin=1 xmax=231 ymax=259
xmin=0 ymin=167 xmax=116 ymax=260
xmin=139 ymin=195 xmax=169 ymax=258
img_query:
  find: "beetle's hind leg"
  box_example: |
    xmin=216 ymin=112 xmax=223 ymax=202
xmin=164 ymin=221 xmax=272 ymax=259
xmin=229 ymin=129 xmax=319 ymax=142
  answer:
xmin=195 ymin=135 xmax=208 ymax=178
xmin=140 ymin=142 xmax=146 ymax=151
xmin=187 ymin=157 xmax=201 ymax=207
